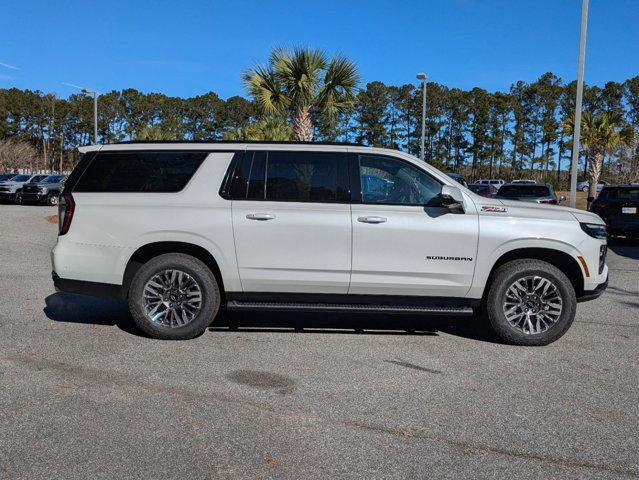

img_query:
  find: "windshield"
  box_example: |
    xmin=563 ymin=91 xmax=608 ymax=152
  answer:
xmin=599 ymin=187 xmax=639 ymax=201
xmin=30 ymin=175 xmax=47 ymax=183
xmin=42 ymin=175 xmax=64 ymax=183
xmin=0 ymin=174 xmax=16 ymax=181
xmin=498 ymin=185 xmax=551 ymax=197
xmin=11 ymin=175 xmax=30 ymax=182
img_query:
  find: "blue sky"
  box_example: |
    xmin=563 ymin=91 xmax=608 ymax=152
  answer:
xmin=1 ymin=0 xmax=637 ymax=99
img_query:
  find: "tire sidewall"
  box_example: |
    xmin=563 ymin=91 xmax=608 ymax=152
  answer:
xmin=487 ymin=260 xmax=577 ymax=346
xmin=48 ymin=194 xmax=58 ymax=206
xmin=128 ymin=254 xmax=220 ymax=340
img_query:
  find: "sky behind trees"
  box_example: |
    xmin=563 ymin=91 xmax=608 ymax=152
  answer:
xmin=1 ymin=0 xmax=638 ymax=99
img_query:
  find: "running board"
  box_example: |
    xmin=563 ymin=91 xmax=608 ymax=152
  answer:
xmin=226 ymin=301 xmax=473 ymax=315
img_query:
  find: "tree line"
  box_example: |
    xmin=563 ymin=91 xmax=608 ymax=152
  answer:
xmin=1 ymin=63 xmax=637 ymax=188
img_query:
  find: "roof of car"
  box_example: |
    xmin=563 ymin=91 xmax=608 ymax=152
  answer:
xmin=600 ymin=184 xmax=639 ymax=189
xmin=501 ymin=182 xmax=549 ymax=187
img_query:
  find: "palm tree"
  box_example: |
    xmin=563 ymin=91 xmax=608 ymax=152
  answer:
xmin=223 ymin=118 xmax=293 ymax=141
xmin=565 ymin=111 xmax=634 ymax=200
xmin=243 ymin=47 xmax=359 ymax=141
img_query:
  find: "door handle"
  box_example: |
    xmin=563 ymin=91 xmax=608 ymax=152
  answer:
xmin=357 ymin=216 xmax=387 ymax=224
xmin=246 ymin=213 xmax=276 ymax=221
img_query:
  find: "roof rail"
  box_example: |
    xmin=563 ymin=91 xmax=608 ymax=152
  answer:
xmin=111 ymin=140 xmax=366 ymax=147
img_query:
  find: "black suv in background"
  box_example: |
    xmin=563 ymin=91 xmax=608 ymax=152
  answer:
xmin=21 ymin=174 xmax=66 ymax=205
xmin=590 ymin=185 xmax=639 ymax=239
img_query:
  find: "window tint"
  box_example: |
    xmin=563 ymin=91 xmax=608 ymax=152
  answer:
xmin=74 ymin=151 xmax=206 ymax=192
xmin=469 ymin=184 xmax=489 ymax=194
xmin=265 ymin=151 xmax=348 ymax=203
xmin=600 ymin=187 xmax=639 ymax=201
xmin=497 ymin=185 xmax=551 ymax=197
xmin=359 ymin=155 xmax=442 ymax=206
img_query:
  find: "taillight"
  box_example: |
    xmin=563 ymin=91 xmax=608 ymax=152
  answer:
xmin=58 ymin=193 xmax=75 ymax=235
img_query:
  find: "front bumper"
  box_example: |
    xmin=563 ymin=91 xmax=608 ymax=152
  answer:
xmin=0 ymin=191 xmax=16 ymax=200
xmin=578 ymin=275 xmax=608 ymax=303
xmin=21 ymin=193 xmax=47 ymax=203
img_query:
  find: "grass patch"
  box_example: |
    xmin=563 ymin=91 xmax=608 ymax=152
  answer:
xmin=557 ymin=191 xmax=588 ymax=210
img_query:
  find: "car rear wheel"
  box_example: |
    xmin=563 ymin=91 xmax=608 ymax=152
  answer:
xmin=486 ymin=259 xmax=576 ymax=346
xmin=128 ymin=253 xmax=221 ymax=340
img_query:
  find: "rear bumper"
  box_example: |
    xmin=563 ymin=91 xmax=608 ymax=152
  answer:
xmin=577 ymin=275 xmax=608 ymax=303
xmin=52 ymin=271 xmax=124 ymax=301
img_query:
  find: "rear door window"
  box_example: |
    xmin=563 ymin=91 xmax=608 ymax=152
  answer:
xmin=74 ymin=151 xmax=207 ymax=192
xmin=264 ymin=151 xmax=349 ymax=203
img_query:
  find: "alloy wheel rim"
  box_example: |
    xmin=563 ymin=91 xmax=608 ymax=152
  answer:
xmin=143 ymin=269 xmax=202 ymax=328
xmin=502 ymin=275 xmax=563 ymax=335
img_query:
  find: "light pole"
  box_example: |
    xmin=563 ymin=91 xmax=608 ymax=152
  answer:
xmin=569 ymin=0 xmax=589 ymax=208
xmin=63 ymin=83 xmax=98 ymax=145
xmin=82 ymin=88 xmax=98 ymax=145
xmin=416 ymin=73 xmax=427 ymax=161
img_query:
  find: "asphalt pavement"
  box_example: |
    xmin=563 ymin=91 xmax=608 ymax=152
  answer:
xmin=0 ymin=205 xmax=637 ymax=479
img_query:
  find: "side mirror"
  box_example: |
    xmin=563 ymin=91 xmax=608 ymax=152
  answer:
xmin=559 ymin=195 xmax=566 ymax=203
xmin=440 ymin=185 xmax=465 ymax=213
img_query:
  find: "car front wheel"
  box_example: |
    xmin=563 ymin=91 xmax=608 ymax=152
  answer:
xmin=14 ymin=193 xmax=22 ymax=205
xmin=47 ymin=194 xmax=59 ymax=206
xmin=128 ymin=253 xmax=221 ymax=340
xmin=486 ymin=259 xmax=577 ymax=346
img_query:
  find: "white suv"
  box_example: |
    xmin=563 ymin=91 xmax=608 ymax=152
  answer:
xmin=52 ymin=142 xmax=608 ymax=345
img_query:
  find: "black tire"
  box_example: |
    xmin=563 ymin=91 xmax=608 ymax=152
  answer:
xmin=581 ymin=186 xmax=588 ymax=192
xmin=486 ymin=259 xmax=576 ymax=346
xmin=46 ymin=193 xmax=59 ymax=206
xmin=128 ymin=253 xmax=221 ymax=340
xmin=14 ymin=192 xmax=22 ymax=205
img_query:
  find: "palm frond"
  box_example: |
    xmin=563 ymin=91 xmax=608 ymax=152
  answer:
xmin=316 ymin=55 xmax=360 ymax=121
xmin=278 ymin=47 xmax=328 ymax=107
xmin=242 ymin=64 xmax=288 ymax=115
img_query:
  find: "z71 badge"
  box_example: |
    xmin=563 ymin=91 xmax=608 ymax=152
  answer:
xmin=481 ymin=206 xmax=507 ymax=213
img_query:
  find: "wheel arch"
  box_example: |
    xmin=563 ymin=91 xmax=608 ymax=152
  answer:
xmin=483 ymin=247 xmax=585 ymax=301
xmin=122 ymin=241 xmax=226 ymax=301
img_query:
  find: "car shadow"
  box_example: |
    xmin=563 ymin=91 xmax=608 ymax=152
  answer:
xmin=211 ymin=309 xmax=502 ymax=343
xmin=608 ymin=237 xmax=639 ymax=260
xmin=44 ymin=292 xmax=145 ymax=337
xmin=44 ymin=292 xmax=501 ymax=344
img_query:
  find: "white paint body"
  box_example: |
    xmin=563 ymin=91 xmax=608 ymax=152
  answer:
xmin=51 ymin=143 xmax=608 ymax=300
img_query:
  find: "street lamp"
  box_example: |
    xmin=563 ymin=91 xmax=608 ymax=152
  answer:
xmin=63 ymin=83 xmax=98 ymax=145
xmin=569 ymin=0 xmax=589 ymax=208
xmin=416 ymin=73 xmax=427 ymax=161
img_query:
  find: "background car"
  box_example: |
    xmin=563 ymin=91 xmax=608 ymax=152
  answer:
xmin=21 ymin=174 xmax=66 ymax=205
xmin=577 ymin=180 xmax=607 ymax=193
xmin=0 ymin=173 xmax=17 ymax=182
xmin=445 ymin=172 xmax=469 ymax=188
xmin=468 ymin=183 xmax=497 ymax=198
xmin=0 ymin=174 xmax=48 ymax=204
xmin=589 ymin=185 xmax=639 ymax=239
xmin=495 ymin=183 xmax=565 ymax=204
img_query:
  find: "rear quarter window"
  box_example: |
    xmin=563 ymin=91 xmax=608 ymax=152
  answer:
xmin=73 ymin=151 xmax=207 ymax=193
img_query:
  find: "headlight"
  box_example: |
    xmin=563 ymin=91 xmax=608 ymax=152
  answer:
xmin=38 ymin=186 xmax=47 ymax=193
xmin=580 ymin=222 xmax=607 ymax=240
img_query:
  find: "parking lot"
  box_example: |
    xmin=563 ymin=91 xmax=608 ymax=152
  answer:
xmin=0 ymin=204 xmax=637 ymax=479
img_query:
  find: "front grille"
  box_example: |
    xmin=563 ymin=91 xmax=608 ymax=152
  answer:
xmin=599 ymin=245 xmax=607 ymax=274
xmin=0 ymin=186 xmax=10 ymax=192
xmin=22 ymin=185 xmax=39 ymax=193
